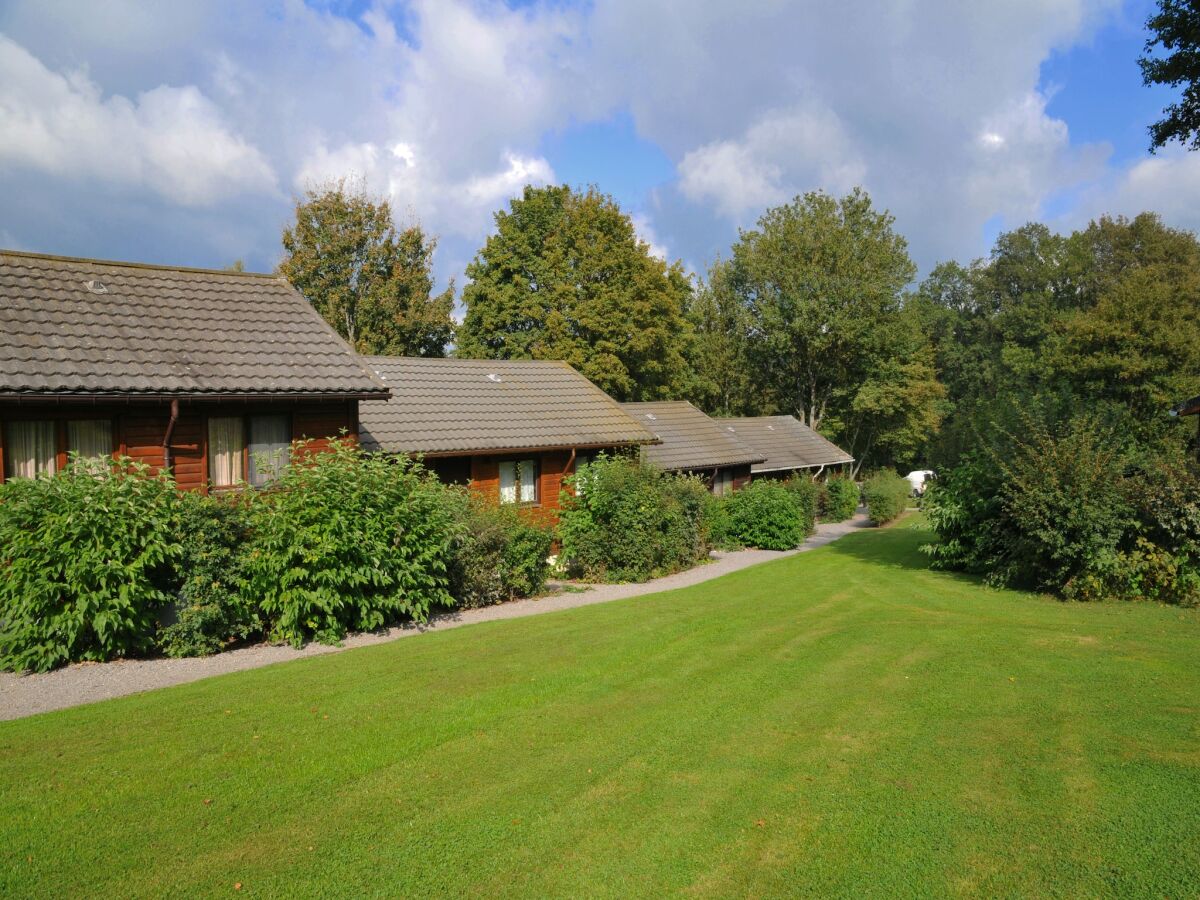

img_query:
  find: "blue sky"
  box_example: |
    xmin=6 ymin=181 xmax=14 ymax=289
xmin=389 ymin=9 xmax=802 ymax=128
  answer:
xmin=1 ymin=0 xmax=1197 ymax=293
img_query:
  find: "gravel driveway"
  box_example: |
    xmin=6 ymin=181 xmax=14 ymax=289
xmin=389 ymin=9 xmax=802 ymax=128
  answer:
xmin=0 ymin=514 xmax=870 ymax=722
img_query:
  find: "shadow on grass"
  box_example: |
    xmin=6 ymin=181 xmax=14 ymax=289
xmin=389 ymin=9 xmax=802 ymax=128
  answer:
xmin=822 ymin=515 xmax=983 ymax=588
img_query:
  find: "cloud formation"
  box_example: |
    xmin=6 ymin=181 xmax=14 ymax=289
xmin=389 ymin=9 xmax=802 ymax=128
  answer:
xmin=0 ymin=0 xmax=1191 ymax=284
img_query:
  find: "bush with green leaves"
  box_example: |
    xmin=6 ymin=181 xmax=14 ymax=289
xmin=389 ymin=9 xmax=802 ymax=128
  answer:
xmin=720 ymin=479 xmax=812 ymax=550
xmin=0 ymin=457 xmax=182 ymax=673
xmin=448 ymin=493 xmax=554 ymax=608
xmin=923 ymin=414 xmax=1200 ymax=605
xmin=240 ymin=439 xmax=459 ymax=646
xmin=821 ymin=476 xmax=860 ymax=522
xmin=559 ymin=455 xmax=712 ymax=582
xmin=783 ymin=476 xmax=819 ymax=530
xmin=861 ymin=470 xmax=911 ymax=525
xmin=156 ymin=492 xmax=259 ymax=658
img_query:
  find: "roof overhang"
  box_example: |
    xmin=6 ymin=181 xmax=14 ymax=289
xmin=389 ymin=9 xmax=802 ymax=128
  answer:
xmin=0 ymin=390 xmax=390 ymax=404
xmin=750 ymin=458 xmax=854 ymax=474
xmin=369 ymin=437 xmax=659 ymax=458
xmin=1169 ymin=395 xmax=1200 ymax=417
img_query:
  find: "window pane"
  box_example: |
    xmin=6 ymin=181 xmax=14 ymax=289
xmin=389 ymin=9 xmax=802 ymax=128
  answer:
xmin=519 ymin=459 xmax=538 ymax=503
xmin=4 ymin=420 xmax=56 ymax=479
xmin=248 ymin=414 xmax=290 ymax=486
xmin=208 ymin=417 xmax=245 ymax=486
xmin=67 ymin=420 xmax=112 ymax=461
xmin=498 ymin=461 xmax=517 ymax=504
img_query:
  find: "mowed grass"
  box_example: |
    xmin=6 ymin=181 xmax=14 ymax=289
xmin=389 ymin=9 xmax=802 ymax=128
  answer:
xmin=2 ymin=521 xmax=1199 ymax=898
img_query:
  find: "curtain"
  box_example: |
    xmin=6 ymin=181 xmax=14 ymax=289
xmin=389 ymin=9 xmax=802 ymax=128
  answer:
xmin=208 ymin=417 xmax=245 ymax=486
xmin=4 ymin=421 xmax=56 ymax=479
xmin=67 ymin=420 xmax=113 ymax=461
xmin=499 ymin=460 xmax=517 ymax=504
xmin=518 ymin=459 xmax=538 ymax=503
xmin=248 ymin=414 xmax=290 ymax=486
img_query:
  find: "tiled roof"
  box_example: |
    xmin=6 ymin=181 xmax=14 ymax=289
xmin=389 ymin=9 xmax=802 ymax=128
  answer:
xmin=620 ymin=401 xmax=765 ymax=471
xmin=722 ymin=415 xmax=854 ymax=473
xmin=358 ymin=357 xmax=658 ymax=454
xmin=0 ymin=250 xmax=388 ymax=397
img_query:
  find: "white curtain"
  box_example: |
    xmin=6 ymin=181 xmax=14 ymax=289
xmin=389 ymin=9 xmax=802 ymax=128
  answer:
xmin=208 ymin=417 xmax=245 ymax=487
xmin=499 ymin=460 xmax=518 ymax=504
xmin=4 ymin=421 xmax=56 ymax=479
xmin=67 ymin=420 xmax=112 ymax=461
xmin=518 ymin=459 xmax=538 ymax=503
xmin=248 ymin=414 xmax=290 ymax=486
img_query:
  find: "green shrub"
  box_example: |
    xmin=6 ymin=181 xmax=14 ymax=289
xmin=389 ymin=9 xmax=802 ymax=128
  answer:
xmin=822 ymin=477 xmax=860 ymax=522
xmin=241 ymin=439 xmax=459 ymax=646
xmin=922 ymin=414 xmax=1200 ymax=604
xmin=783 ymin=476 xmax=819 ymax=530
xmin=722 ymin=480 xmax=812 ymax=550
xmin=448 ymin=493 xmax=554 ymax=608
xmin=156 ymin=492 xmax=259 ymax=658
xmin=861 ymin=470 xmax=911 ymax=525
xmin=559 ymin=456 xmax=712 ymax=582
xmin=0 ymin=457 xmax=182 ymax=672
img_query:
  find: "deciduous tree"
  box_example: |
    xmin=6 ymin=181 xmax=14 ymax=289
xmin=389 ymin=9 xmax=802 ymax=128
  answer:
xmin=456 ymin=185 xmax=692 ymax=401
xmin=280 ymin=180 xmax=454 ymax=356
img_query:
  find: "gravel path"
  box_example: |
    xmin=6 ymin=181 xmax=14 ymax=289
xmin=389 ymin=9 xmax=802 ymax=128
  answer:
xmin=0 ymin=514 xmax=870 ymax=722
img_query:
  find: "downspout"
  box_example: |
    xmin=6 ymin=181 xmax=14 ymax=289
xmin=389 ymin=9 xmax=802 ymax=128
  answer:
xmin=162 ymin=399 xmax=180 ymax=477
xmin=812 ymin=464 xmax=826 ymax=482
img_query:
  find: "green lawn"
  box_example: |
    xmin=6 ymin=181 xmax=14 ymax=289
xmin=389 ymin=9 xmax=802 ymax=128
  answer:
xmin=2 ymin=520 xmax=1199 ymax=897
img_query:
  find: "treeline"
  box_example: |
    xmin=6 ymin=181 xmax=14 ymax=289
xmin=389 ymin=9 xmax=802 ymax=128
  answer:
xmin=279 ymin=180 xmax=1200 ymax=484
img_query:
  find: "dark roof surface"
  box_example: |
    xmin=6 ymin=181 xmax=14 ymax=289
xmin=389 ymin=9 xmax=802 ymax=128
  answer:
xmin=0 ymin=250 xmax=387 ymax=398
xmin=1170 ymin=394 xmax=1200 ymax=417
xmin=359 ymin=357 xmax=658 ymax=454
xmin=620 ymin=401 xmax=765 ymax=471
xmin=723 ymin=415 xmax=854 ymax=472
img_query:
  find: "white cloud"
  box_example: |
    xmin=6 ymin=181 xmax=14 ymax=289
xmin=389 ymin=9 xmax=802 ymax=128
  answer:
xmin=678 ymin=104 xmax=867 ymax=221
xmin=0 ymin=34 xmax=276 ymax=206
xmin=631 ymin=213 xmax=669 ymax=261
xmin=1069 ymin=150 xmax=1200 ymax=234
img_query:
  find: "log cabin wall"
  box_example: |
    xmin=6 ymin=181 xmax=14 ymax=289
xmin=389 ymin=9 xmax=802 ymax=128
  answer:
xmin=0 ymin=398 xmax=358 ymax=492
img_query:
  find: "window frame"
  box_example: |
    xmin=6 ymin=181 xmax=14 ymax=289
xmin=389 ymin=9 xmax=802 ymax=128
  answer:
xmin=497 ymin=456 xmax=541 ymax=507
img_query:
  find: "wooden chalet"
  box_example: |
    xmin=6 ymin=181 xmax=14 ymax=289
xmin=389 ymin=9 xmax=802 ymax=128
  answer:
xmin=358 ymin=357 xmax=658 ymax=524
xmin=0 ymin=250 xmax=389 ymax=491
xmin=619 ymin=401 xmax=764 ymax=494
xmin=722 ymin=415 xmax=854 ymax=480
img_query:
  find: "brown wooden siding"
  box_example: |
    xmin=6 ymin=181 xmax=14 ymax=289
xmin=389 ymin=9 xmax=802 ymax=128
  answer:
xmin=0 ymin=399 xmax=357 ymax=492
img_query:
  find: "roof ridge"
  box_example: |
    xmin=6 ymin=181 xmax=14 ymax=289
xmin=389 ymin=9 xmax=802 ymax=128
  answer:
xmin=0 ymin=248 xmax=281 ymax=280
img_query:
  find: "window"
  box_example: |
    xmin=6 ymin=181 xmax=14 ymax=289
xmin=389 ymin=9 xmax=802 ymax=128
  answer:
xmin=208 ymin=417 xmax=245 ymax=487
xmin=248 ymin=414 xmax=290 ymax=486
xmin=574 ymin=451 xmax=596 ymax=496
xmin=4 ymin=421 xmax=56 ymax=479
xmin=208 ymin=414 xmax=291 ymax=488
xmin=68 ymin=420 xmax=113 ymax=461
xmin=3 ymin=418 xmax=113 ymax=480
xmin=498 ymin=458 xmax=539 ymax=505
xmin=713 ymin=468 xmax=735 ymax=497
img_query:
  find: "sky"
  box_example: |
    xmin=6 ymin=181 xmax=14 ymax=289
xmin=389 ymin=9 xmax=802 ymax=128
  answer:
xmin=1 ymin=0 xmax=1197 ymax=294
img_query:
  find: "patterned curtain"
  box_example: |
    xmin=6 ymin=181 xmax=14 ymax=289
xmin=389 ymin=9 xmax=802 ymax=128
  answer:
xmin=499 ymin=460 xmax=518 ymax=504
xmin=518 ymin=459 xmax=538 ymax=503
xmin=208 ymin=417 xmax=245 ymax=486
xmin=4 ymin=421 xmax=56 ymax=479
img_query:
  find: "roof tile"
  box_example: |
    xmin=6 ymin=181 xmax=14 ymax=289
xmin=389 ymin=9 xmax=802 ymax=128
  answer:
xmin=0 ymin=250 xmax=387 ymax=397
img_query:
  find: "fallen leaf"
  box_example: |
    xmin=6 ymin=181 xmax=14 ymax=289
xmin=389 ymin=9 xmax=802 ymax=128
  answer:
xmin=234 ymin=883 xmax=242 ymax=891
xmin=203 ymin=798 xmax=213 ymax=806
xmin=755 ymin=819 xmax=766 ymax=828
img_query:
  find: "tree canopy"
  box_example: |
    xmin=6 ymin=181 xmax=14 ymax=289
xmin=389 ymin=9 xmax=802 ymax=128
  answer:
xmin=711 ymin=188 xmax=942 ymax=472
xmin=455 ymin=185 xmax=692 ymax=401
xmin=1141 ymin=0 xmax=1200 ymax=151
xmin=280 ymin=181 xmax=454 ymax=357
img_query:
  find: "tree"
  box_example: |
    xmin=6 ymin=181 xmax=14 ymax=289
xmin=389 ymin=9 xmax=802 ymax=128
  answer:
xmin=723 ymin=189 xmax=939 ymax=469
xmin=279 ymin=180 xmax=454 ymax=356
xmin=456 ymin=185 xmax=692 ymax=401
xmin=1141 ymin=0 xmax=1200 ymax=151
xmin=685 ymin=263 xmax=759 ymax=417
